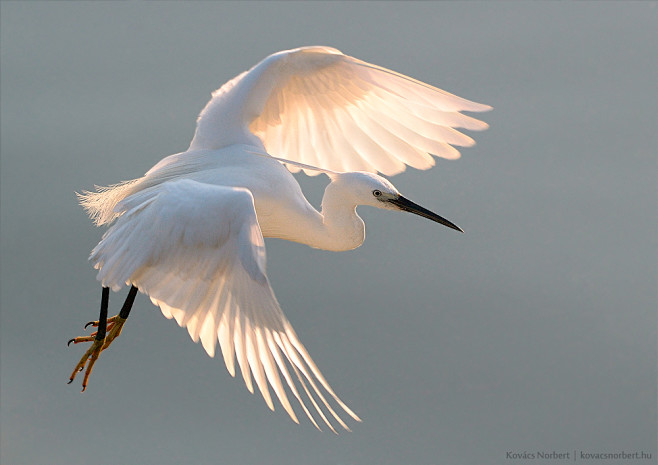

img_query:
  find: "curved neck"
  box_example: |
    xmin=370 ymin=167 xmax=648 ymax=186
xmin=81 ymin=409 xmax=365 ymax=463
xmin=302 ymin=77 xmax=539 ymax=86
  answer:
xmin=319 ymin=191 xmax=365 ymax=252
xmin=260 ymin=177 xmax=365 ymax=252
xmin=292 ymin=181 xmax=365 ymax=252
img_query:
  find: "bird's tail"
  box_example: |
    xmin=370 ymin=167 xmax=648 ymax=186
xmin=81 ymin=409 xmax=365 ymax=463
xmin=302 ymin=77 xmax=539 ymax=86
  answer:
xmin=77 ymin=178 xmax=142 ymax=226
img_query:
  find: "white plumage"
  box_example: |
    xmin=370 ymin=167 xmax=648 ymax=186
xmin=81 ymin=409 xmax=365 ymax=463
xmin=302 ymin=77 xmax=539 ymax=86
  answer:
xmin=79 ymin=46 xmax=490 ymax=432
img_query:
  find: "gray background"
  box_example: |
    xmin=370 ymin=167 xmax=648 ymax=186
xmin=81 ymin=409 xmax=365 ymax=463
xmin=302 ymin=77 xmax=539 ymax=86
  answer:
xmin=1 ymin=2 xmax=656 ymax=465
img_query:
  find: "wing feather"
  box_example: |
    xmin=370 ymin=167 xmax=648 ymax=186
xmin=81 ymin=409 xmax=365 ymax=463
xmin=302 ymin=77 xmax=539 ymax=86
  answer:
xmin=190 ymin=46 xmax=490 ymax=176
xmin=89 ymin=178 xmax=359 ymax=431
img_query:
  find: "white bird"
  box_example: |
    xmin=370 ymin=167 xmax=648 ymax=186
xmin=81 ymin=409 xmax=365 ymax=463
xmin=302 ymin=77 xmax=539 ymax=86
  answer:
xmin=68 ymin=46 xmax=490 ymax=432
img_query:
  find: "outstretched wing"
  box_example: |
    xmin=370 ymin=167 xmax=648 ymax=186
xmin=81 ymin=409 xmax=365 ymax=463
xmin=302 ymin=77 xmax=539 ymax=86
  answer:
xmin=89 ymin=179 xmax=360 ymax=432
xmin=190 ymin=46 xmax=491 ymax=176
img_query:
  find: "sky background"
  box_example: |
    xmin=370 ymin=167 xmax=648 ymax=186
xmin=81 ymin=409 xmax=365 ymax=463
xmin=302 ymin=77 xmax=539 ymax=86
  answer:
xmin=1 ymin=2 xmax=656 ymax=465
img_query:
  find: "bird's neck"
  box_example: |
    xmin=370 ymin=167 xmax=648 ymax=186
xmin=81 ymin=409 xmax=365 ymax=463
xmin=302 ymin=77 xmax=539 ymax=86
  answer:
xmin=319 ymin=202 xmax=365 ymax=252
xmin=296 ymin=181 xmax=365 ymax=252
xmin=259 ymin=177 xmax=364 ymax=252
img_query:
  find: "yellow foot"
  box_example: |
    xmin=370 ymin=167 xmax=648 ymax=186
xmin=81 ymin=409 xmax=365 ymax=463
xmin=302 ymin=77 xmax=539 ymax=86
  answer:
xmin=67 ymin=315 xmax=126 ymax=391
xmin=82 ymin=315 xmax=126 ymax=347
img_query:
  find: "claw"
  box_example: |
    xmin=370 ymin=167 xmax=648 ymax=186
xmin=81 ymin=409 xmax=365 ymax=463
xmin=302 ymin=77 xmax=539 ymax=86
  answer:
xmin=84 ymin=321 xmax=96 ymax=330
xmin=68 ymin=339 xmax=103 ymax=390
xmin=68 ymin=314 xmax=127 ymax=391
xmin=68 ymin=335 xmax=95 ymax=346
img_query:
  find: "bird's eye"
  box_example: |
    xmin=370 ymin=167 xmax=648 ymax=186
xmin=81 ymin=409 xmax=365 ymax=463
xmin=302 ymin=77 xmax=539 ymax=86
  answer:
xmin=373 ymin=189 xmax=382 ymax=197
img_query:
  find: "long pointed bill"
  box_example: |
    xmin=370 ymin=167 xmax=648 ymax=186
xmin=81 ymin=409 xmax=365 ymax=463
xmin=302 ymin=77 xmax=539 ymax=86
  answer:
xmin=389 ymin=196 xmax=463 ymax=233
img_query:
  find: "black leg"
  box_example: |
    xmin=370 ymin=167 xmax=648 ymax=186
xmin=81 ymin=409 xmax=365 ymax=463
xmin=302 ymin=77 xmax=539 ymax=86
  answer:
xmin=68 ymin=286 xmax=111 ymax=390
xmin=69 ymin=286 xmax=110 ymax=347
xmin=119 ymin=285 xmax=138 ymax=319
xmin=67 ymin=286 xmax=138 ymax=391
xmin=94 ymin=286 xmax=111 ymax=341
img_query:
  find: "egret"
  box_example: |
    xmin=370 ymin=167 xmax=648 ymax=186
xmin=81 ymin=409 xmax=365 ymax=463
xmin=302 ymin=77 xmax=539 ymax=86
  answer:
xmin=68 ymin=46 xmax=490 ymax=432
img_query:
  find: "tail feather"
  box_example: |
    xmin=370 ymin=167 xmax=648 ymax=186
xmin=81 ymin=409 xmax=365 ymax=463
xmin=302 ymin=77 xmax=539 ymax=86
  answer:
xmin=77 ymin=179 xmax=142 ymax=226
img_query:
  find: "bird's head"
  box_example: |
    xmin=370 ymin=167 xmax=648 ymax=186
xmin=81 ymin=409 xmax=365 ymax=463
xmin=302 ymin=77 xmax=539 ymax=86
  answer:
xmin=328 ymin=171 xmax=463 ymax=232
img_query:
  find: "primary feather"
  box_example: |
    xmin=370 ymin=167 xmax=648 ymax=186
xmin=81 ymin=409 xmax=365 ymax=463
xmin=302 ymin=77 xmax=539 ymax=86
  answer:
xmin=190 ymin=46 xmax=490 ymax=175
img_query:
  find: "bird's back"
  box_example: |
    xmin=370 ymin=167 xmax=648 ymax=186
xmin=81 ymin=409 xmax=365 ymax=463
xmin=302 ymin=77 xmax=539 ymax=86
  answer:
xmin=80 ymin=144 xmax=321 ymax=243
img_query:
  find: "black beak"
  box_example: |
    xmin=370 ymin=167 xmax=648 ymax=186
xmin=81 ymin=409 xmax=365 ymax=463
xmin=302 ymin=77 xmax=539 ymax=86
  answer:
xmin=388 ymin=196 xmax=463 ymax=233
